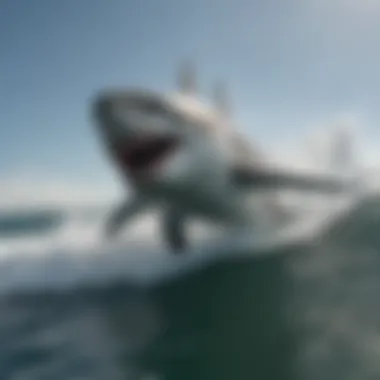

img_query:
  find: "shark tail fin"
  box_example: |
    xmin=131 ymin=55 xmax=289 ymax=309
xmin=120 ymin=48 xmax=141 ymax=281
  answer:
xmin=328 ymin=123 xmax=367 ymax=196
xmin=177 ymin=60 xmax=197 ymax=96
xmin=212 ymin=80 xmax=231 ymax=117
xmin=329 ymin=123 xmax=356 ymax=177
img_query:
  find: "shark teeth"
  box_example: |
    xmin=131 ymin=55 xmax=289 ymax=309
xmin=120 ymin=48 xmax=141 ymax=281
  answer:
xmin=114 ymin=134 xmax=180 ymax=178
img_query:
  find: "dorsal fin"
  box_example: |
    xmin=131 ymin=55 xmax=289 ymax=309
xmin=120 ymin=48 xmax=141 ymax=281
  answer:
xmin=213 ymin=80 xmax=231 ymax=117
xmin=177 ymin=60 xmax=197 ymax=95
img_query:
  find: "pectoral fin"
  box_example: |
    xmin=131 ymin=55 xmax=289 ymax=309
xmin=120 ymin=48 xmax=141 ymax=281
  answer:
xmin=161 ymin=208 xmax=188 ymax=254
xmin=104 ymin=196 xmax=146 ymax=240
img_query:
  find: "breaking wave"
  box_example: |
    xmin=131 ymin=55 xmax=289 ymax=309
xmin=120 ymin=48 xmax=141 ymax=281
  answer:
xmin=0 ymin=190 xmax=373 ymax=294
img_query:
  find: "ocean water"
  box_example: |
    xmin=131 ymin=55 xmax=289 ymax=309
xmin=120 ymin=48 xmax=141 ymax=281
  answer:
xmin=1 ymin=192 xmax=380 ymax=380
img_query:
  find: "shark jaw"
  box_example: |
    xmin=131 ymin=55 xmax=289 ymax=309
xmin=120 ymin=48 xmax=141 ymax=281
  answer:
xmin=111 ymin=134 xmax=181 ymax=182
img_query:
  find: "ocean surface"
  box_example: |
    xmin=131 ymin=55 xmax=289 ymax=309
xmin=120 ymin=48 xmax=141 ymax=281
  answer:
xmin=1 ymin=191 xmax=380 ymax=380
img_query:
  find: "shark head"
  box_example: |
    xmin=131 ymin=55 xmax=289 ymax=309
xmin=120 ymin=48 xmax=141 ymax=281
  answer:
xmin=91 ymin=61 xmax=236 ymax=205
xmin=92 ymin=88 xmax=231 ymax=195
xmin=93 ymin=89 xmax=179 ymax=183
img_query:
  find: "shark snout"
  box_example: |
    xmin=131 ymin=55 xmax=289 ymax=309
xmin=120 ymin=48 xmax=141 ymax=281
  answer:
xmin=92 ymin=93 xmax=118 ymax=128
xmin=92 ymin=91 xmax=140 ymax=144
xmin=92 ymin=90 xmax=165 ymax=137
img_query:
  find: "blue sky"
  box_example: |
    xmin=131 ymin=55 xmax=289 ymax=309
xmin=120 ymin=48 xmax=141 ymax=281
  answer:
xmin=1 ymin=0 xmax=379 ymax=189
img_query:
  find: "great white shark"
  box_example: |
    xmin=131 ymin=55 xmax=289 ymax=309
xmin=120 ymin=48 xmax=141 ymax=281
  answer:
xmin=91 ymin=62 xmax=355 ymax=254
